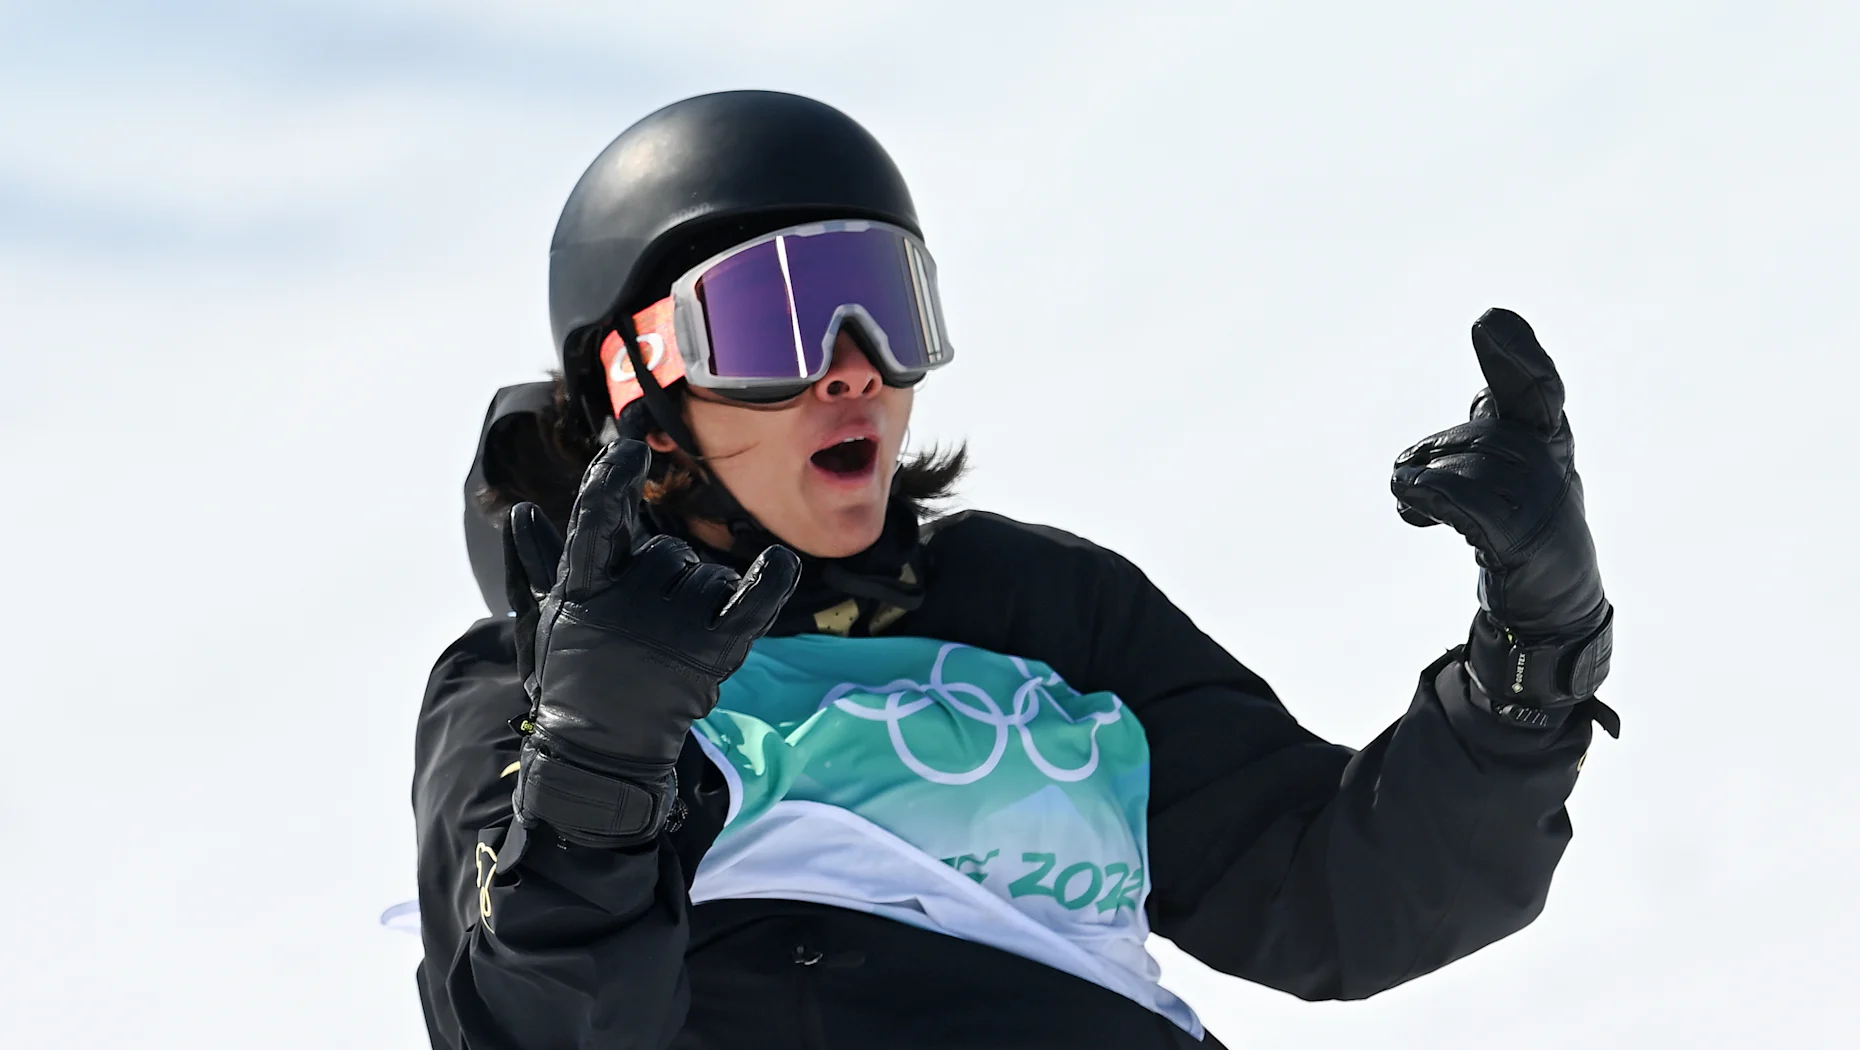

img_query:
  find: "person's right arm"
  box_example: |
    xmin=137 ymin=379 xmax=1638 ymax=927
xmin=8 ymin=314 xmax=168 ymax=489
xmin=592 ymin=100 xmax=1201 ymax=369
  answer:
xmin=417 ymin=619 xmax=726 ymax=1050
xmin=414 ymin=441 xmax=797 ymax=1050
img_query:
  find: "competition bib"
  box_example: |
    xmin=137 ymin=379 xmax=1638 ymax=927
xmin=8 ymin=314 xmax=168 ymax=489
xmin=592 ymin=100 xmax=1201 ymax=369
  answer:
xmin=691 ymin=635 xmax=1199 ymax=1036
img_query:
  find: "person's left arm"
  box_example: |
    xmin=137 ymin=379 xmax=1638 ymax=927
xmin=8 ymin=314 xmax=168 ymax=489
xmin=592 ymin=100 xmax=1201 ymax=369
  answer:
xmin=1098 ymin=309 xmax=1618 ymax=1000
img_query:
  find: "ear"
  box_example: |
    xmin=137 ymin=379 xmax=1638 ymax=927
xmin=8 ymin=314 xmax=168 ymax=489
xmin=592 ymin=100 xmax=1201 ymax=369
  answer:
xmin=644 ymin=429 xmax=679 ymax=454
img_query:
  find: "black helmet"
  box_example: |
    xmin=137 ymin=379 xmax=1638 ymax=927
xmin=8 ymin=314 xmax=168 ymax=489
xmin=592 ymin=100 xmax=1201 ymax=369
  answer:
xmin=548 ymin=90 xmax=921 ymax=430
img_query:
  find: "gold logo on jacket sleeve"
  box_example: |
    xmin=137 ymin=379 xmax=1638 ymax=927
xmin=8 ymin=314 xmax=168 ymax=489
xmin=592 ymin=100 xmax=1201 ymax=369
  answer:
xmin=474 ymin=843 xmax=499 ymax=933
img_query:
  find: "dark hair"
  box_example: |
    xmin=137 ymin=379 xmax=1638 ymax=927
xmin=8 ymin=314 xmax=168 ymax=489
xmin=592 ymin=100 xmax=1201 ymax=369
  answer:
xmin=478 ymin=372 xmax=966 ymax=532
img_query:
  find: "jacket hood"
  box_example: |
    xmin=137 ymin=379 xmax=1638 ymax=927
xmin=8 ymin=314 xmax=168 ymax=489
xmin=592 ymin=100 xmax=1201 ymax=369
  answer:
xmin=463 ymin=381 xmax=557 ymax=616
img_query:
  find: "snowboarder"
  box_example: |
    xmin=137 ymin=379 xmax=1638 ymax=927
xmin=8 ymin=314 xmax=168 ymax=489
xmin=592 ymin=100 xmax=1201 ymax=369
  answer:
xmin=412 ymin=90 xmax=1619 ymax=1049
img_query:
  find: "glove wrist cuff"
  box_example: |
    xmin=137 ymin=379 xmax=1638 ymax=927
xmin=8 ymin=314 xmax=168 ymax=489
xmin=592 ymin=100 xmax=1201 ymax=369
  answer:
xmin=1467 ymin=603 xmax=1614 ymax=714
xmin=510 ymin=735 xmax=679 ymax=849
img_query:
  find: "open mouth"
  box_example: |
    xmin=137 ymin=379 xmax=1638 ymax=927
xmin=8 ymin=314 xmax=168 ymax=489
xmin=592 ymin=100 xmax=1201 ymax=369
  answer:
xmin=810 ymin=436 xmax=879 ymax=478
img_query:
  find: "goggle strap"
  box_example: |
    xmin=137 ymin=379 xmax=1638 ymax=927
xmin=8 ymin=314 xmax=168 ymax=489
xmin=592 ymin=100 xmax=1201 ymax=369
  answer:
xmin=616 ymin=312 xmax=704 ymax=461
xmin=614 ymin=313 xmax=770 ymax=559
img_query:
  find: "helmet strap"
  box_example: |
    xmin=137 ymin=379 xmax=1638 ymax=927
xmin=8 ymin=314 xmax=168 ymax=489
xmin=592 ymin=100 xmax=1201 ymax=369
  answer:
xmin=614 ymin=313 xmax=777 ymax=559
xmin=616 ymin=313 xmax=702 ymax=458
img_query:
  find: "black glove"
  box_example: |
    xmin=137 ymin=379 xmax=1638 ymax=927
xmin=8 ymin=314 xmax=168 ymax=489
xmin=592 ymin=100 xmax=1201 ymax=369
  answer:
xmin=504 ymin=439 xmax=802 ymax=848
xmin=1391 ymin=308 xmax=1615 ymax=731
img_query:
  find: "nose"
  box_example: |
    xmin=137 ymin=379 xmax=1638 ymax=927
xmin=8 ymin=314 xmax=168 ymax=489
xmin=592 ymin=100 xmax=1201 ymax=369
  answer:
xmin=812 ymin=328 xmax=882 ymax=402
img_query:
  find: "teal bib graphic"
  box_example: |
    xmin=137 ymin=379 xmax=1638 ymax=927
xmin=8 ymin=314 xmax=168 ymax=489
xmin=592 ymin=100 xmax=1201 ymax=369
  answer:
xmin=694 ymin=636 xmax=1153 ymax=922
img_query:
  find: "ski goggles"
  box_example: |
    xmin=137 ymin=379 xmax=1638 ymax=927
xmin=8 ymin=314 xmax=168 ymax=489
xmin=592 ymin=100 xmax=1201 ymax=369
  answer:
xmin=600 ymin=219 xmax=955 ymax=414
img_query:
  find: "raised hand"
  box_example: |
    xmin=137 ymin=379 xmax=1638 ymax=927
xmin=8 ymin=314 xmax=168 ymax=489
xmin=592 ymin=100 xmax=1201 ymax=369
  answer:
xmin=1391 ymin=309 xmax=1613 ymax=719
xmin=505 ymin=439 xmax=802 ymax=847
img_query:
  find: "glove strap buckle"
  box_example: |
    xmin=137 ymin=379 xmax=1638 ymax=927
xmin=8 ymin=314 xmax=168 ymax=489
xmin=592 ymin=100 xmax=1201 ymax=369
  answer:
xmin=509 ymin=735 xmax=679 ymax=849
xmin=1468 ymin=605 xmax=1620 ymax=737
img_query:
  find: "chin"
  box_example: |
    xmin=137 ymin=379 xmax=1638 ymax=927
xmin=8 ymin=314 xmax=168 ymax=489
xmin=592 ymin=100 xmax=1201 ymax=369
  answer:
xmin=806 ymin=503 xmax=889 ymax=559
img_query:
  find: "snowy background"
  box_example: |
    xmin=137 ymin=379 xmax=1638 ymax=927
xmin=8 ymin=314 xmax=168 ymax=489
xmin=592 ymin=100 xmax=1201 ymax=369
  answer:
xmin=3 ymin=1 xmax=1857 ymax=1046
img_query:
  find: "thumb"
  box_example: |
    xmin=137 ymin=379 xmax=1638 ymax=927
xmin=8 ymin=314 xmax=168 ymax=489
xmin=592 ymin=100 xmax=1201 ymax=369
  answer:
xmin=508 ymin=502 xmax=566 ymax=602
xmin=1470 ymin=308 xmax=1565 ymax=436
xmin=714 ymin=544 xmax=803 ymax=638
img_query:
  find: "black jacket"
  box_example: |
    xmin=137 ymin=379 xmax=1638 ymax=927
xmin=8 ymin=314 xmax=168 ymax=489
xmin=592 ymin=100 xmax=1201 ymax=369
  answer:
xmin=413 ymin=390 xmax=1598 ymax=1049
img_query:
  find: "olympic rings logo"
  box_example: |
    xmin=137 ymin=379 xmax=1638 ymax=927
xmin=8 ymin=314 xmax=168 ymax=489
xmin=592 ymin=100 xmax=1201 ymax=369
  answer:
xmin=820 ymin=643 xmax=1125 ymax=786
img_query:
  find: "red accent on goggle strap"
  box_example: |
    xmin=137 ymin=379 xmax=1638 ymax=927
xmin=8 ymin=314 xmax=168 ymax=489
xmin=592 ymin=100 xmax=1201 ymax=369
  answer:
xmin=600 ymin=297 xmax=686 ymax=417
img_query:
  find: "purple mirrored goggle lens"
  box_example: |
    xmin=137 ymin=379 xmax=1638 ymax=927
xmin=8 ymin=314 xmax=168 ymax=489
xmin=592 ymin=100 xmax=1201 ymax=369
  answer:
xmin=691 ymin=225 xmax=951 ymax=395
